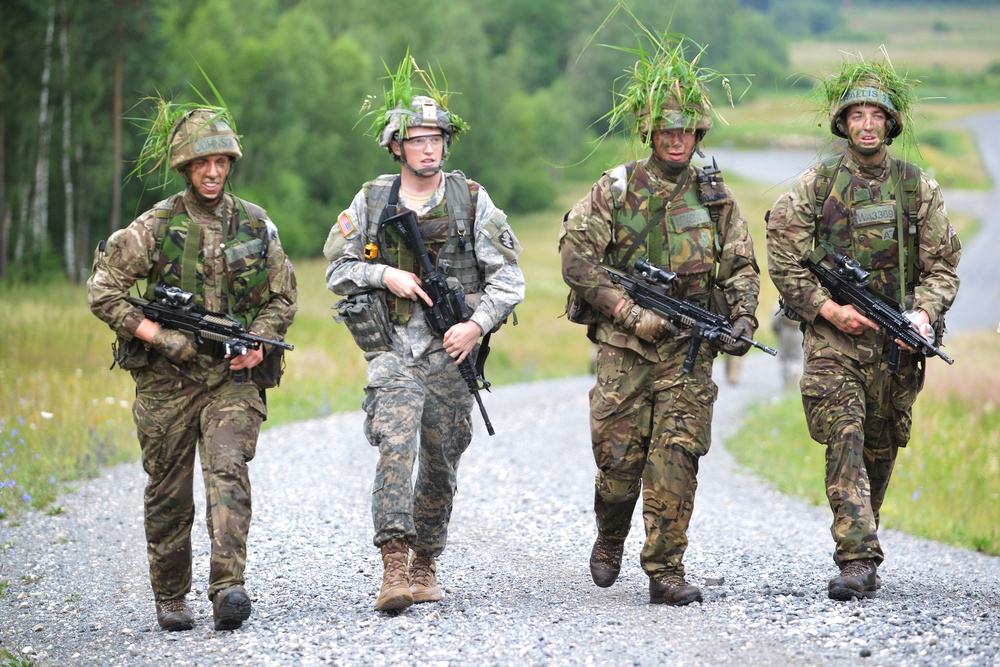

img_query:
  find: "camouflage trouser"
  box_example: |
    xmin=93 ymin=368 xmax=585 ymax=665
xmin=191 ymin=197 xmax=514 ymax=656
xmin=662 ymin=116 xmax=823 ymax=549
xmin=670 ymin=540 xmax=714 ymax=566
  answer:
xmin=589 ymin=343 xmax=717 ymax=577
xmin=133 ymin=358 xmax=265 ymax=601
xmin=799 ymin=353 xmax=922 ymax=567
xmin=363 ymin=348 xmax=474 ymax=556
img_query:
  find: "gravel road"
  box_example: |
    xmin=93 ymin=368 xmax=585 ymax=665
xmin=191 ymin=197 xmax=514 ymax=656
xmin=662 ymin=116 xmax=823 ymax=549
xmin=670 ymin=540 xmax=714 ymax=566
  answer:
xmin=3 ymin=114 xmax=998 ymax=667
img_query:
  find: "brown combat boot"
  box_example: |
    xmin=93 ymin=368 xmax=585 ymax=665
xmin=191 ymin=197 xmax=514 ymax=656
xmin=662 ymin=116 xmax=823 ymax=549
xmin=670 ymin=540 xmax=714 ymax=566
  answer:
xmin=213 ymin=585 xmax=252 ymax=631
xmin=155 ymin=597 xmax=194 ymax=631
xmin=649 ymin=572 xmax=703 ymax=606
xmin=409 ymin=553 xmax=443 ymax=603
xmin=828 ymin=559 xmax=878 ymax=601
xmin=589 ymin=534 xmax=626 ymax=588
xmin=376 ymin=538 xmax=413 ymax=612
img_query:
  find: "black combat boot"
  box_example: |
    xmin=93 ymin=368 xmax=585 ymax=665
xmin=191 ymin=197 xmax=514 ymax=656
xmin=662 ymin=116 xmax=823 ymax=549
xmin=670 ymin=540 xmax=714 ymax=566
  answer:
xmin=828 ymin=559 xmax=878 ymax=601
xmin=589 ymin=534 xmax=626 ymax=588
xmin=649 ymin=572 xmax=702 ymax=606
xmin=213 ymin=585 xmax=252 ymax=630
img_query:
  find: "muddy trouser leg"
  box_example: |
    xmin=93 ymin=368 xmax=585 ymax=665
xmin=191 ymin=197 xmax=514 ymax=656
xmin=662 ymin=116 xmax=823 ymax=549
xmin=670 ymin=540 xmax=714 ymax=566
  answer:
xmin=640 ymin=367 xmax=715 ymax=577
xmin=590 ymin=344 xmax=653 ymax=540
xmin=802 ymin=357 xmax=884 ymax=567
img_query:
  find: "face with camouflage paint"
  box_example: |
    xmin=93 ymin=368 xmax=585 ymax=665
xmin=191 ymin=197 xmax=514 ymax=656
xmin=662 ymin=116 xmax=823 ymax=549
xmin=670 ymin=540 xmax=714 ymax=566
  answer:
xmin=651 ymin=128 xmax=697 ymax=169
xmin=844 ymin=103 xmax=888 ymax=159
xmin=184 ymin=155 xmax=231 ymax=203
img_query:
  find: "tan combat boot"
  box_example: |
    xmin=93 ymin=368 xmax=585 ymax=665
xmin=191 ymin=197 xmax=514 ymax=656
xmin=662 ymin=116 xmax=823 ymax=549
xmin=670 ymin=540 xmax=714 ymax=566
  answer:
xmin=409 ymin=553 xmax=443 ymax=603
xmin=155 ymin=597 xmax=194 ymax=631
xmin=376 ymin=538 xmax=413 ymax=612
xmin=649 ymin=572 xmax=703 ymax=606
xmin=828 ymin=558 xmax=878 ymax=601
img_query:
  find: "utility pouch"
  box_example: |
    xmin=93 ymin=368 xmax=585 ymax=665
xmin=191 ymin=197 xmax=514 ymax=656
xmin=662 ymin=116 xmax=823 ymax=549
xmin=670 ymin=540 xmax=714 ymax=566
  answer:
xmin=111 ymin=334 xmax=149 ymax=371
xmin=334 ymin=291 xmax=393 ymax=353
xmin=777 ymin=297 xmax=806 ymax=323
xmin=252 ymin=347 xmax=286 ymax=389
xmin=565 ymin=290 xmax=600 ymax=326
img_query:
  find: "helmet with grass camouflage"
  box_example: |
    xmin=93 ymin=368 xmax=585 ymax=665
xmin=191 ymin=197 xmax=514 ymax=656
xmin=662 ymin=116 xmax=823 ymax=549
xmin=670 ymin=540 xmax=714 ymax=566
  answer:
xmin=169 ymin=108 xmax=242 ymax=170
xmin=637 ymin=92 xmax=713 ymax=139
xmin=378 ymin=95 xmax=456 ymax=159
xmin=829 ymin=77 xmax=904 ymax=143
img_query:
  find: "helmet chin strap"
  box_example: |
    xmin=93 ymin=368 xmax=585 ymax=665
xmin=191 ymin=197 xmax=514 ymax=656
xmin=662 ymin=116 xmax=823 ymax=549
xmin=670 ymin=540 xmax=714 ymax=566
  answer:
xmin=400 ymin=145 xmax=443 ymax=178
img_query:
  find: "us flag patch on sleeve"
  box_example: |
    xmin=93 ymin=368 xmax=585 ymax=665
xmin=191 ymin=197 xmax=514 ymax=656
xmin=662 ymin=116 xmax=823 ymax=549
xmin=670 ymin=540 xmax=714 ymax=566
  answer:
xmin=338 ymin=211 xmax=355 ymax=237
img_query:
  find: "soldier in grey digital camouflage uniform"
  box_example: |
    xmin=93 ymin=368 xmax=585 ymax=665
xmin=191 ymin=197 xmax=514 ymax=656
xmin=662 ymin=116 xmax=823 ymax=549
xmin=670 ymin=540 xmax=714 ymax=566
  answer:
xmin=559 ymin=35 xmax=762 ymax=606
xmin=324 ymin=59 xmax=524 ymax=613
xmin=88 ymin=105 xmax=297 ymax=630
xmin=766 ymin=56 xmax=961 ymax=601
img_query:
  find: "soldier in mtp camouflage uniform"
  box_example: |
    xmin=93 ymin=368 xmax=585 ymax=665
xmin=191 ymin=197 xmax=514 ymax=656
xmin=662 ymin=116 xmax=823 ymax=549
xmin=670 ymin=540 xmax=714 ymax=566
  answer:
xmin=325 ymin=60 xmax=524 ymax=613
xmin=88 ymin=105 xmax=297 ymax=630
xmin=766 ymin=57 xmax=960 ymax=600
xmin=559 ymin=35 xmax=762 ymax=605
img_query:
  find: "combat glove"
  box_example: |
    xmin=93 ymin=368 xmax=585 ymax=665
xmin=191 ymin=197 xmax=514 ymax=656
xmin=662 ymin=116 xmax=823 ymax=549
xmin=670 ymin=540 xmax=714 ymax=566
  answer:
xmin=719 ymin=316 xmax=755 ymax=356
xmin=613 ymin=299 xmax=675 ymax=344
xmin=151 ymin=328 xmax=198 ymax=365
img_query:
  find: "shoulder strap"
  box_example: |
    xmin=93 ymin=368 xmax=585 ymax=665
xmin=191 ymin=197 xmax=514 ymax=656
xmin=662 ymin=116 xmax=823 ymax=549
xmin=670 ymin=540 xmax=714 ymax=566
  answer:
xmin=618 ymin=163 xmax=688 ymax=270
xmin=814 ymin=154 xmax=844 ymax=223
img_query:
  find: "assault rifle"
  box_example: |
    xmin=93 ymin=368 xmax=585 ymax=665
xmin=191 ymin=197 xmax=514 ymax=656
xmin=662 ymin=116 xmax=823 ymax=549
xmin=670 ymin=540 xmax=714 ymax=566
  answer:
xmin=604 ymin=259 xmax=776 ymax=374
xmin=131 ymin=285 xmax=294 ymax=384
xmin=385 ymin=210 xmax=495 ymax=436
xmin=804 ymin=251 xmax=954 ymax=373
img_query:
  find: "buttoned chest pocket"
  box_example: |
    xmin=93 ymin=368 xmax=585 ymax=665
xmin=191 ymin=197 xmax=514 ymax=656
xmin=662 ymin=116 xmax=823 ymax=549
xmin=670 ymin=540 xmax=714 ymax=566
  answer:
xmin=851 ymin=202 xmax=899 ymax=272
xmin=224 ymin=238 xmax=269 ymax=315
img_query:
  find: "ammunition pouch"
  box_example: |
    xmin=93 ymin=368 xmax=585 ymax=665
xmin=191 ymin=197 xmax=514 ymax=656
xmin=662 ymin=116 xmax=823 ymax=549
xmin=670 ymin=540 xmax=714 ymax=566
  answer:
xmin=252 ymin=346 xmax=286 ymax=389
xmin=565 ymin=290 xmax=601 ymax=326
xmin=335 ymin=291 xmax=394 ymax=353
xmin=111 ymin=334 xmax=149 ymax=371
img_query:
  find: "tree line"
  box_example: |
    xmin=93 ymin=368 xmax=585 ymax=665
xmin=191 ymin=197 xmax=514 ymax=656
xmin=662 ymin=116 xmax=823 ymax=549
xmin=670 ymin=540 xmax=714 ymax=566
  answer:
xmin=0 ymin=0 xmax=970 ymax=281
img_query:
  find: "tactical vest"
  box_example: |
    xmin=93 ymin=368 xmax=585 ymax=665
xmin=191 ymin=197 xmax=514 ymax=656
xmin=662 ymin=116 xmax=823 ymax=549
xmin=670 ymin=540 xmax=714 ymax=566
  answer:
xmin=364 ymin=172 xmax=481 ymax=324
xmin=606 ymin=160 xmax=726 ymax=308
xmin=147 ymin=193 xmax=272 ymax=329
xmin=814 ymin=155 xmax=921 ymax=304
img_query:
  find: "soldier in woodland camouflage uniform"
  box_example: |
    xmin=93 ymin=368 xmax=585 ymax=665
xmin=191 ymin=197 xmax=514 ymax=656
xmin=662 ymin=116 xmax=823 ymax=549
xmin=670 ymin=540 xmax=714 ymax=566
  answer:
xmin=88 ymin=105 xmax=297 ymax=630
xmin=325 ymin=57 xmax=524 ymax=613
xmin=766 ymin=57 xmax=960 ymax=600
xmin=559 ymin=34 xmax=762 ymax=605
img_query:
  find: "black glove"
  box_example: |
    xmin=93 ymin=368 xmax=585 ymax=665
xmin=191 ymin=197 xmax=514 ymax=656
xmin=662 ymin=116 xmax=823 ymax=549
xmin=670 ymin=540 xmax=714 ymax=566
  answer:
xmin=720 ymin=316 xmax=755 ymax=356
xmin=151 ymin=328 xmax=197 ymax=365
xmin=614 ymin=299 xmax=678 ymax=343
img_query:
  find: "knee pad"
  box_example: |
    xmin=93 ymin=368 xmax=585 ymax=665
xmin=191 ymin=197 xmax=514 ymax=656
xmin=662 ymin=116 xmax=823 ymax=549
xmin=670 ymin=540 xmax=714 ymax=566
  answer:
xmin=596 ymin=470 xmax=640 ymax=503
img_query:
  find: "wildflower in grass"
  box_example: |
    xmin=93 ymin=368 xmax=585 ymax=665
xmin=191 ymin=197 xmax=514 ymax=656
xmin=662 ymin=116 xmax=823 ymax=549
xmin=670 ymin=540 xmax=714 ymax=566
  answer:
xmin=40 ymin=412 xmax=53 ymax=420
xmin=49 ymin=477 xmax=56 ymax=484
xmin=22 ymin=493 xmax=30 ymax=503
xmin=912 ymin=487 xmax=922 ymax=501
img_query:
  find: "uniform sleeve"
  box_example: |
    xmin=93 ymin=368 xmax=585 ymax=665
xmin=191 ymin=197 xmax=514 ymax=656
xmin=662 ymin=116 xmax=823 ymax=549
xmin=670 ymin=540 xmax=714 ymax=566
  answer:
xmin=765 ymin=168 xmax=831 ymax=323
xmin=558 ymin=176 xmax=626 ymax=318
xmin=325 ymin=189 xmax=389 ymax=296
xmin=715 ymin=185 xmax=761 ymax=324
xmin=469 ymin=186 xmax=525 ymax=333
xmin=912 ymin=173 xmax=961 ymax=322
xmin=86 ymin=211 xmax=159 ymax=337
xmin=249 ymin=216 xmax=298 ymax=339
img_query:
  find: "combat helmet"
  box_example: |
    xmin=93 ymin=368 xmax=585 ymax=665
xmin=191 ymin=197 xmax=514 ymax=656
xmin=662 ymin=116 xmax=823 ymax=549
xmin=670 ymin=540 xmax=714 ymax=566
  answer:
xmin=169 ymin=108 xmax=242 ymax=170
xmin=589 ymin=7 xmax=730 ymax=157
xmin=362 ymin=49 xmax=469 ymax=163
xmin=819 ymin=50 xmax=915 ymax=148
xmin=378 ymin=95 xmax=456 ymax=158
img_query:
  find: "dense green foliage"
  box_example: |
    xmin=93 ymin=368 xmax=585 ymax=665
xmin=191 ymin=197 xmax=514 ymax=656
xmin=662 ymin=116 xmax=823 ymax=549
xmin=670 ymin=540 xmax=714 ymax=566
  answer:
xmin=0 ymin=0 xmax=860 ymax=276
